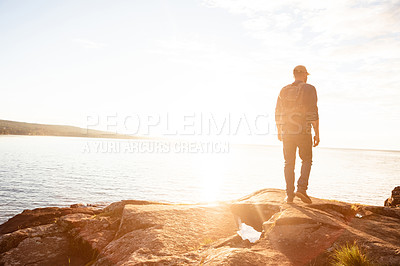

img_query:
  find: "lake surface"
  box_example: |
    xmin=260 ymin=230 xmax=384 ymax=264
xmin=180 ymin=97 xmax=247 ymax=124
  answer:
xmin=1 ymin=136 xmax=399 ymax=224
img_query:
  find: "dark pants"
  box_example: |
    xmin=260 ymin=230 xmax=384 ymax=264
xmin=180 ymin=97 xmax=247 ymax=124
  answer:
xmin=282 ymin=134 xmax=313 ymax=197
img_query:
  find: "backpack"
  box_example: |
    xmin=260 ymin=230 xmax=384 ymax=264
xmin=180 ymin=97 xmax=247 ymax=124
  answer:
xmin=280 ymin=82 xmax=305 ymax=114
xmin=278 ymin=83 xmax=306 ymax=133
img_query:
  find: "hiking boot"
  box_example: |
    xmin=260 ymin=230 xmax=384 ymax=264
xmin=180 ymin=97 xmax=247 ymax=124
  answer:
xmin=284 ymin=195 xmax=294 ymax=204
xmin=296 ymin=190 xmax=312 ymax=204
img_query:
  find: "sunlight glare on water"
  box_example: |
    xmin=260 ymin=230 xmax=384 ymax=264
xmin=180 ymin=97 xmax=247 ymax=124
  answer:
xmin=0 ymin=136 xmax=399 ymax=223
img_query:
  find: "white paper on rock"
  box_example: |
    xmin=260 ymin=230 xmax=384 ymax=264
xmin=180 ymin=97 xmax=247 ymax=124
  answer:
xmin=237 ymin=221 xmax=262 ymax=243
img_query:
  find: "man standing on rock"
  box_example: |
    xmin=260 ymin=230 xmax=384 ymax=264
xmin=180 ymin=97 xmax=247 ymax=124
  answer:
xmin=275 ymin=65 xmax=320 ymax=204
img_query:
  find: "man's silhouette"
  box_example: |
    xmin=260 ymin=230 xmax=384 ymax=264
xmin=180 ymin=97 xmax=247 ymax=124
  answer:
xmin=275 ymin=65 xmax=319 ymax=204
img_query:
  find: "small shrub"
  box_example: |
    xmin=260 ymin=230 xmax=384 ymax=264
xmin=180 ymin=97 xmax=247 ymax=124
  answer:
xmin=331 ymin=242 xmax=372 ymax=266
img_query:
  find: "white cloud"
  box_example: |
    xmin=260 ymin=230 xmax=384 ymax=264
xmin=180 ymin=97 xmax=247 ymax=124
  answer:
xmin=204 ymin=0 xmax=400 ymax=52
xmin=203 ymin=0 xmax=400 ymax=85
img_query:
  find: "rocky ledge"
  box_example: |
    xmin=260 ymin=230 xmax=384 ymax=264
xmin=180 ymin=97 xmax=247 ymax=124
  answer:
xmin=1 ymin=189 xmax=399 ymax=266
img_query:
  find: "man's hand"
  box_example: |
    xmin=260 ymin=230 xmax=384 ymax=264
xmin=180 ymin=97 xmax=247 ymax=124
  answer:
xmin=313 ymin=135 xmax=320 ymax=147
xmin=311 ymin=120 xmax=320 ymax=147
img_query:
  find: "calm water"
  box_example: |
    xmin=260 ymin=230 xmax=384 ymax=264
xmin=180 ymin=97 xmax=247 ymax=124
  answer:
xmin=1 ymin=136 xmax=399 ymax=224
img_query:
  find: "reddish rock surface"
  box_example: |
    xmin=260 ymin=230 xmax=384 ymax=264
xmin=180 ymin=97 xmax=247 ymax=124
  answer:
xmin=0 ymin=206 xmax=101 ymax=235
xmin=1 ymin=188 xmax=399 ymax=265
xmin=95 ymin=204 xmax=237 ymax=265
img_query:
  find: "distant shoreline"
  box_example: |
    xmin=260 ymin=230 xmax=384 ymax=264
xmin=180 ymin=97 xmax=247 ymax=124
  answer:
xmin=0 ymin=119 xmax=141 ymax=140
xmin=1 ymin=119 xmax=399 ymax=153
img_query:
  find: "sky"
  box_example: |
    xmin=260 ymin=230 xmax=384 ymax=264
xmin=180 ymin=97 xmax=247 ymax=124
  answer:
xmin=1 ymin=0 xmax=400 ymax=150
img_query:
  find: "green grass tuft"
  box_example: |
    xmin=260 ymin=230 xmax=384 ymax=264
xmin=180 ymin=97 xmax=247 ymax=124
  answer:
xmin=331 ymin=242 xmax=372 ymax=266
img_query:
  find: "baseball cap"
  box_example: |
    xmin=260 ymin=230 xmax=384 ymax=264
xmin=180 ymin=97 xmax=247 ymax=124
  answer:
xmin=293 ymin=65 xmax=310 ymax=75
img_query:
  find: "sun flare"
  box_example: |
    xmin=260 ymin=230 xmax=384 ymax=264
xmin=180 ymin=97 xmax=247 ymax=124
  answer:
xmin=195 ymin=155 xmax=227 ymax=202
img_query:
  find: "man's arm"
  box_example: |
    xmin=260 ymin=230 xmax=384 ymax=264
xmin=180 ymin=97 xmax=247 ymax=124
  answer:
xmin=275 ymin=93 xmax=283 ymax=141
xmin=307 ymin=85 xmax=319 ymax=147
xmin=311 ymin=119 xmax=319 ymax=147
